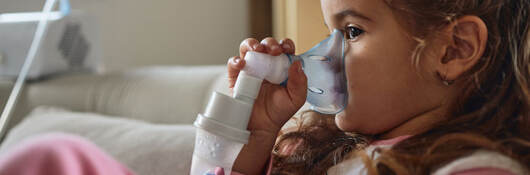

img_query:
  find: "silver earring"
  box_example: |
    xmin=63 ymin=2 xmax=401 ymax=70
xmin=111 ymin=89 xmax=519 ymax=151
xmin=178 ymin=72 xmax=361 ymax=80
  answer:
xmin=443 ymin=80 xmax=454 ymax=86
xmin=438 ymin=72 xmax=454 ymax=86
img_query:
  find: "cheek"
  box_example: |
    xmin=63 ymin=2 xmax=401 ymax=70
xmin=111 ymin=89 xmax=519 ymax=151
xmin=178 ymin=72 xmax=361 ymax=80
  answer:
xmin=337 ymin=38 xmax=428 ymax=133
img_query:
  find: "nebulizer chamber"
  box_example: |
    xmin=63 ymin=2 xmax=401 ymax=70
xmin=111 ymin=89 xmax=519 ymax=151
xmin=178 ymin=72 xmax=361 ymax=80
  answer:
xmin=191 ymin=29 xmax=346 ymax=175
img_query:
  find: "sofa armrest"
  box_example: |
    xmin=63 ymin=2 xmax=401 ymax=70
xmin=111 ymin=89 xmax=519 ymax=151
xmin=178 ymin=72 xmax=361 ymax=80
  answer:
xmin=17 ymin=65 xmax=228 ymax=125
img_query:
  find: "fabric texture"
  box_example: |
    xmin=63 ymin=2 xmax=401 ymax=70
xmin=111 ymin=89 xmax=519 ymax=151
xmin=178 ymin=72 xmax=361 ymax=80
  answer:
xmin=16 ymin=66 xmax=228 ymax=126
xmin=0 ymin=133 xmax=133 ymax=175
xmin=434 ymin=150 xmax=528 ymax=175
xmin=0 ymin=107 xmax=196 ymax=175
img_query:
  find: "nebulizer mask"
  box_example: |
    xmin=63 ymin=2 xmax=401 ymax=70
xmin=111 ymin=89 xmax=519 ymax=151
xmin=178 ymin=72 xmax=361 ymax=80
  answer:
xmin=190 ymin=29 xmax=346 ymax=175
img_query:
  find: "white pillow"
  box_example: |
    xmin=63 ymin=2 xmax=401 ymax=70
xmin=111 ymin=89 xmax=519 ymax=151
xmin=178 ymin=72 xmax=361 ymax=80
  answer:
xmin=0 ymin=106 xmax=196 ymax=175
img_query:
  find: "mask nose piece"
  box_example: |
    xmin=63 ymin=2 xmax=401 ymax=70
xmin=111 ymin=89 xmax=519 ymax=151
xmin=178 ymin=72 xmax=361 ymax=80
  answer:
xmin=295 ymin=29 xmax=347 ymax=114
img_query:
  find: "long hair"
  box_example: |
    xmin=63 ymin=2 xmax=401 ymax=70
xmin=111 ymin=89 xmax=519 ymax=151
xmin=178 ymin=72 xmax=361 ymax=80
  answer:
xmin=271 ymin=0 xmax=530 ymax=174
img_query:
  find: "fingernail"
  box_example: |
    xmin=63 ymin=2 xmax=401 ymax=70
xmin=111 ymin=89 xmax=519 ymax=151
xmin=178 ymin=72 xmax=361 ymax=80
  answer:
xmin=234 ymin=57 xmax=241 ymax=64
xmin=282 ymin=44 xmax=291 ymax=50
xmin=297 ymin=62 xmax=303 ymax=73
xmin=253 ymin=44 xmax=259 ymax=50
xmin=271 ymin=45 xmax=280 ymax=52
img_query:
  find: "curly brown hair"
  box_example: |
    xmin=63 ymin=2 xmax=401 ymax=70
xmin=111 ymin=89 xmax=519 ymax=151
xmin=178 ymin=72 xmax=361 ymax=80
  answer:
xmin=271 ymin=0 xmax=530 ymax=174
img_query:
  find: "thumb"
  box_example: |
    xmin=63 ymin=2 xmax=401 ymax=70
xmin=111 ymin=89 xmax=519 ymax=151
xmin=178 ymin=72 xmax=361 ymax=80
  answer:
xmin=286 ymin=61 xmax=307 ymax=109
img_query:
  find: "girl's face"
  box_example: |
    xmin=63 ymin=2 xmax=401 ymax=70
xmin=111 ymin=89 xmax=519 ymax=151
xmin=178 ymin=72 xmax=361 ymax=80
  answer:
xmin=321 ymin=0 xmax=446 ymax=134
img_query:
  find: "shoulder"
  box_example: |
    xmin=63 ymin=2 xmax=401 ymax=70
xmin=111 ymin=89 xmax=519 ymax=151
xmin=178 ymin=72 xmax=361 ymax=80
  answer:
xmin=433 ymin=150 xmax=528 ymax=175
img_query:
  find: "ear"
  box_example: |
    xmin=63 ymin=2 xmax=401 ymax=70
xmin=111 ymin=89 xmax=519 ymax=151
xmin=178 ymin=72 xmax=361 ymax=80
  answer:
xmin=438 ymin=16 xmax=488 ymax=81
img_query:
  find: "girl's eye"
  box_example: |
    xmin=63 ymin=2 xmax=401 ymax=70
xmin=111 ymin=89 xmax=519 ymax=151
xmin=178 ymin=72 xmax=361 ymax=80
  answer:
xmin=345 ymin=26 xmax=364 ymax=40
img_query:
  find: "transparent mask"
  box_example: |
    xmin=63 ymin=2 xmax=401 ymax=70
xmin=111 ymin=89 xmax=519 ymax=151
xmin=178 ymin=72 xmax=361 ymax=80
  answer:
xmin=288 ymin=29 xmax=347 ymax=114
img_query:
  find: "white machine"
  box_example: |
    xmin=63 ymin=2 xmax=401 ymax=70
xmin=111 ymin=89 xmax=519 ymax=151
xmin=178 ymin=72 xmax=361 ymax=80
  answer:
xmin=0 ymin=0 xmax=101 ymax=79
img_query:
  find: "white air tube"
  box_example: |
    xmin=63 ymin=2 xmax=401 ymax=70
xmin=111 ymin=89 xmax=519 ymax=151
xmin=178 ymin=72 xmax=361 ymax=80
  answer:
xmin=0 ymin=0 xmax=58 ymax=141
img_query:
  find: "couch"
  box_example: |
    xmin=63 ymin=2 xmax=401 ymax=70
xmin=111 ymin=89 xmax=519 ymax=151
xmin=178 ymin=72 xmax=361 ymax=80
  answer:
xmin=0 ymin=65 xmax=233 ymax=175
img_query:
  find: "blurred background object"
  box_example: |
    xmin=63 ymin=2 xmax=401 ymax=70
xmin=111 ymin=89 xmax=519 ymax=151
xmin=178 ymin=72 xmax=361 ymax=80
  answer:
xmin=0 ymin=6 xmax=102 ymax=79
xmin=0 ymin=0 xmax=102 ymax=141
xmin=0 ymin=0 xmax=328 ymax=72
xmin=0 ymin=0 xmax=274 ymax=72
xmin=273 ymin=0 xmax=329 ymax=54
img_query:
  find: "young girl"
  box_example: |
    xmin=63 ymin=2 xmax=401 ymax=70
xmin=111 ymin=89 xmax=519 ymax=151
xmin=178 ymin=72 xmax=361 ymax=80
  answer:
xmin=226 ymin=0 xmax=529 ymax=174
xmin=0 ymin=0 xmax=528 ymax=175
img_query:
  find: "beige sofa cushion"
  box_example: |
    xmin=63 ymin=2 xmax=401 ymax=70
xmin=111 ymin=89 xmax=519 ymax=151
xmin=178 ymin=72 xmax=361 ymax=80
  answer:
xmin=1 ymin=106 xmax=196 ymax=175
xmin=19 ymin=65 xmax=229 ymax=125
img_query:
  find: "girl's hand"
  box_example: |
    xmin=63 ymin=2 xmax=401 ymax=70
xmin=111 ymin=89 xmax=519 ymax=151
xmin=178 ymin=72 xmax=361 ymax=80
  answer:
xmin=227 ymin=37 xmax=307 ymax=134
xmin=228 ymin=38 xmax=307 ymax=174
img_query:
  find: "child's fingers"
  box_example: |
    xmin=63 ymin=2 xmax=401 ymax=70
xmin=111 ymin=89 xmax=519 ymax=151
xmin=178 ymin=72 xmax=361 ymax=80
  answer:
xmin=279 ymin=39 xmax=296 ymax=55
xmin=240 ymin=38 xmax=266 ymax=60
xmin=286 ymin=61 xmax=307 ymax=109
xmin=227 ymin=56 xmax=246 ymax=88
xmin=260 ymin=37 xmax=283 ymax=56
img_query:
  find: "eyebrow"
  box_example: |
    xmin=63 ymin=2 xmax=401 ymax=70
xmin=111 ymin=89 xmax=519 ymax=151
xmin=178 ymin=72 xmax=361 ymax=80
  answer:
xmin=334 ymin=9 xmax=373 ymax=22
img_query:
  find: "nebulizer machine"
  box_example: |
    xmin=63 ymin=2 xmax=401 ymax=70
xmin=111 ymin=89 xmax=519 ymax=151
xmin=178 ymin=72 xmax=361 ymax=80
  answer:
xmin=191 ymin=29 xmax=347 ymax=175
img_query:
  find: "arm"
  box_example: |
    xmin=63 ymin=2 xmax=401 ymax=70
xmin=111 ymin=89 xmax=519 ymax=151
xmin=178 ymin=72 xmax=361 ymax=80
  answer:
xmin=226 ymin=38 xmax=306 ymax=175
xmin=232 ymin=130 xmax=277 ymax=175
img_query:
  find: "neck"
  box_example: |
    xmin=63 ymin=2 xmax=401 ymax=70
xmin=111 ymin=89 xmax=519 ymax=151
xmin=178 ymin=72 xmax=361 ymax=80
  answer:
xmin=378 ymin=105 xmax=447 ymax=140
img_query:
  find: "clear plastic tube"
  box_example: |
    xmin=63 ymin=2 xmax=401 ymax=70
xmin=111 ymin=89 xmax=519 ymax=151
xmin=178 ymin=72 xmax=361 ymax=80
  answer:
xmin=0 ymin=0 xmax=59 ymax=141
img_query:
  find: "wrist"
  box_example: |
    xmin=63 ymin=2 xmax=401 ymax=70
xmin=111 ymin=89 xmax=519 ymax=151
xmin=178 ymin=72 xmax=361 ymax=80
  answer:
xmin=232 ymin=129 xmax=278 ymax=175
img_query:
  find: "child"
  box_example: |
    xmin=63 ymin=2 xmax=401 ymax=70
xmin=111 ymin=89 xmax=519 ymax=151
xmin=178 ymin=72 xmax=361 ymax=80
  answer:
xmin=0 ymin=0 xmax=528 ymax=175
xmin=227 ymin=0 xmax=529 ymax=174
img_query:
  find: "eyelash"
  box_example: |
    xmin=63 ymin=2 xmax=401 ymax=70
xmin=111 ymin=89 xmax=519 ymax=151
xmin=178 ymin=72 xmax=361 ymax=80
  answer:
xmin=344 ymin=25 xmax=364 ymax=40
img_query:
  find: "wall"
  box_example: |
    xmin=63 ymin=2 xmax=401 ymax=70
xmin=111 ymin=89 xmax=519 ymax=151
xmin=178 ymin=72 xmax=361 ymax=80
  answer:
xmin=0 ymin=0 xmax=249 ymax=72
xmin=273 ymin=0 xmax=328 ymax=54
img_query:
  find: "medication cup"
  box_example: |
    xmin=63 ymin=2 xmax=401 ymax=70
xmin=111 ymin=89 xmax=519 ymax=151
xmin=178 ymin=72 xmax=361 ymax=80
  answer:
xmin=191 ymin=70 xmax=261 ymax=174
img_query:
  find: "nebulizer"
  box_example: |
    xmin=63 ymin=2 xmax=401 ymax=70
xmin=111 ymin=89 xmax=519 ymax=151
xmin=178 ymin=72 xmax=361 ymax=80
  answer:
xmin=190 ymin=29 xmax=347 ymax=175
